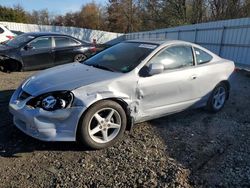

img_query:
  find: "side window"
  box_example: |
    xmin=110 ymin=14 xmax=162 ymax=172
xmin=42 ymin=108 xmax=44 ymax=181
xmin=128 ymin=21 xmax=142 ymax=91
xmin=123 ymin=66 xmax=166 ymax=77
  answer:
xmin=54 ymin=37 xmax=73 ymax=47
xmin=29 ymin=37 xmax=52 ymax=49
xmin=194 ymin=47 xmax=213 ymax=64
xmin=68 ymin=38 xmax=80 ymax=46
xmin=148 ymin=45 xmax=194 ymax=70
xmin=0 ymin=27 xmax=4 ymax=34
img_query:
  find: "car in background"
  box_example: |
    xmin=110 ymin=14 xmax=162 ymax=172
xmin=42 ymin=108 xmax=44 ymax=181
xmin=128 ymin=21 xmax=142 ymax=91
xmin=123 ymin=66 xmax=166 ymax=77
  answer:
xmin=0 ymin=32 xmax=98 ymax=72
xmin=0 ymin=24 xmax=15 ymax=43
xmin=9 ymin=40 xmax=235 ymax=149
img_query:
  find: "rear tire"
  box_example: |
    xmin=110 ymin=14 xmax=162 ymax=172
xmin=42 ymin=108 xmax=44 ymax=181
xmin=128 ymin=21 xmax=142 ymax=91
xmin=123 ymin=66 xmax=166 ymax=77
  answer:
xmin=78 ymin=100 xmax=127 ymax=149
xmin=206 ymin=83 xmax=228 ymax=113
xmin=74 ymin=54 xmax=87 ymax=62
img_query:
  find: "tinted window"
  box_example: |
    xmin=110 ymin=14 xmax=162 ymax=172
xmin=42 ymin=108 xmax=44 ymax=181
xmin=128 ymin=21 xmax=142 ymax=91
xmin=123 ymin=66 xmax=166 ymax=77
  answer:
xmin=148 ymin=45 xmax=194 ymax=70
xmin=54 ymin=37 xmax=79 ymax=47
xmin=0 ymin=27 xmax=4 ymax=34
xmin=55 ymin=37 xmax=69 ymax=47
xmin=30 ymin=37 xmax=52 ymax=49
xmin=84 ymin=42 xmax=157 ymax=73
xmin=194 ymin=47 xmax=213 ymax=64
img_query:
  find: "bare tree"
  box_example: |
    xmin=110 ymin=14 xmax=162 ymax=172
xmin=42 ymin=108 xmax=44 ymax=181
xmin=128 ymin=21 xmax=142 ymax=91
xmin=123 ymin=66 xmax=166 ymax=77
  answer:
xmin=191 ymin=0 xmax=205 ymax=23
xmin=207 ymin=0 xmax=246 ymax=20
xmin=1 ymin=0 xmax=250 ymax=32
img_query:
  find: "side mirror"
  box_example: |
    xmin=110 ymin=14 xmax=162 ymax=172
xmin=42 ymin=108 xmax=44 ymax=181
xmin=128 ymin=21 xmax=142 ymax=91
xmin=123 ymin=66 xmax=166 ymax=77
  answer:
xmin=24 ymin=44 xmax=34 ymax=51
xmin=148 ymin=63 xmax=164 ymax=76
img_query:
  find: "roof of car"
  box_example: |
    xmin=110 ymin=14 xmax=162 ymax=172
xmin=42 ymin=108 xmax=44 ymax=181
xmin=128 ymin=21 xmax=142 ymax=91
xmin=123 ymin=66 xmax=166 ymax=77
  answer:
xmin=126 ymin=39 xmax=220 ymax=59
xmin=24 ymin=32 xmax=73 ymax=37
xmin=126 ymin=39 xmax=193 ymax=46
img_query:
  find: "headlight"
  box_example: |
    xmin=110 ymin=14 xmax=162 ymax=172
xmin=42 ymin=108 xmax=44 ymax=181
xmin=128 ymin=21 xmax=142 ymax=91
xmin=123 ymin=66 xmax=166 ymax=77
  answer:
xmin=27 ymin=91 xmax=74 ymax=111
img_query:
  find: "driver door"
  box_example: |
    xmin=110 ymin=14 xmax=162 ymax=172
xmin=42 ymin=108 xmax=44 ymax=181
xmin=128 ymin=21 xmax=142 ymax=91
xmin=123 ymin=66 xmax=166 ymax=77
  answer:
xmin=21 ymin=36 xmax=54 ymax=70
xmin=137 ymin=45 xmax=200 ymax=119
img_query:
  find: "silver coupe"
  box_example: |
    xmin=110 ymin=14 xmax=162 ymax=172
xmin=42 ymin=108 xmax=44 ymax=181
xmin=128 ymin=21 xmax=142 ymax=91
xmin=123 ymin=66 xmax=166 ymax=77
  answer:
xmin=9 ymin=40 xmax=235 ymax=149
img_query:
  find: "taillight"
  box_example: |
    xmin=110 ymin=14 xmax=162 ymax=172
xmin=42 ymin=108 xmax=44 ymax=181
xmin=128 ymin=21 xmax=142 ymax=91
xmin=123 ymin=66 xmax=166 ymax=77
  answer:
xmin=6 ymin=36 xmax=14 ymax=40
xmin=234 ymin=67 xmax=239 ymax=72
xmin=90 ymin=46 xmax=96 ymax=52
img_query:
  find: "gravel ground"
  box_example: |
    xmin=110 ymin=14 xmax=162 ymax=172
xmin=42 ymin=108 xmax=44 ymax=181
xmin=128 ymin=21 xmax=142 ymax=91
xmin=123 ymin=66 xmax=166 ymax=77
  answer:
xmin=0 ymin=70 xmax=249 ymax=187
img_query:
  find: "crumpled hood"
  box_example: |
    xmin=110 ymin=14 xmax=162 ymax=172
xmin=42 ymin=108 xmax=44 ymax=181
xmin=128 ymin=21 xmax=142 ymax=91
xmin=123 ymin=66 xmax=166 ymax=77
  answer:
xmin=22 ymin=63 xmax=122 ymax=96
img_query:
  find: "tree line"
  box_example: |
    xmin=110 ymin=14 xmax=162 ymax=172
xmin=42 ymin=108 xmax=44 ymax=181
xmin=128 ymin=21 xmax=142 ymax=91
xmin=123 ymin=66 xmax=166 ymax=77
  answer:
xmin=0 ymin=0 xmax=249 ymax=33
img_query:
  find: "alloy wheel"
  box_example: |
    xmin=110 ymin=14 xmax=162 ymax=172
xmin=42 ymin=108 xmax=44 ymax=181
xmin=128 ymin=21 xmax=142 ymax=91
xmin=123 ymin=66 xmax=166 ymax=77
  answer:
xmin=88 ymin=108 xmax=121 ymax=144
xmin=74 ymin=54 xmax=86 ymax=62
xmin=212 ymin=86 xmax=226 ymax=110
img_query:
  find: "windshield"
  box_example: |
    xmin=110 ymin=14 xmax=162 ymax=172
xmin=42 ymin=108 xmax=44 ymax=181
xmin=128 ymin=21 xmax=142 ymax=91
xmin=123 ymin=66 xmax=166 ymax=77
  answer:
xmin=6 ymin=34 xmax=35 ymax=47
xmin=84 ymin=42 xmax=158 ymax=73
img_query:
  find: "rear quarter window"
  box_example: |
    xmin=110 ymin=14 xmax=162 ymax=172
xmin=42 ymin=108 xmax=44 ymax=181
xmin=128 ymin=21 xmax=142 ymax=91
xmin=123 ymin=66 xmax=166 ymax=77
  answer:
xmin=194 ymin=47 xmax=213 ymax=65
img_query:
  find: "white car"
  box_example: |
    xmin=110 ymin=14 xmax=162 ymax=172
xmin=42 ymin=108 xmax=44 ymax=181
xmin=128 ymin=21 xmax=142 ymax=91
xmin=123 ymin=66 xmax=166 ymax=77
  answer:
xmin=0 ymin=25 xmax=15 ymax=43
xmin=9 ymin=40 xmax=235 ymax=149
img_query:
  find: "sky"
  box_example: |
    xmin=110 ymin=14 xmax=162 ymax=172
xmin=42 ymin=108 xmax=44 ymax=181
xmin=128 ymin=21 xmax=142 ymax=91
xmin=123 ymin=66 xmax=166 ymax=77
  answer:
xmin=0 ymin=0 xmax=107 ymax=15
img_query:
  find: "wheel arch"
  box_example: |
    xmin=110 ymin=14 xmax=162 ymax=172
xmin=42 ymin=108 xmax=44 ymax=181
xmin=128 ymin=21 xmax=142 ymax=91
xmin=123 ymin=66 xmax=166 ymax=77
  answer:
xmin=2 ymin=58 xmax=23 ymax=72
xmin=219 ymin=80 xmax=230 ymax=99
xmin=76 ymin=97 xmax=134 ymax=141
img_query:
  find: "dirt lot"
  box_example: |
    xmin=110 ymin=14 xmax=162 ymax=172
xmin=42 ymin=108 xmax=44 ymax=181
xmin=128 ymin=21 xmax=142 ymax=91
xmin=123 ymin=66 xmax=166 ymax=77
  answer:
xmin=0 ymin=70 xmax=250 ymax=187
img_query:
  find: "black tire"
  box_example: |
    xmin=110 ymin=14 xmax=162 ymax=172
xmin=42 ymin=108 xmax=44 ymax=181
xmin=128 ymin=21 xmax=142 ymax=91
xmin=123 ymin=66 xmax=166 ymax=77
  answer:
xmin=4 ymin=60 xmax=21 ymax=72
xmin=10 ymin=61 xmax=21 ymax=72
xmin=74 ymin=54 xmax=87 ymax=62
xmin=0 ymin=63 xmax=6 ymax=72
xmin=1 ymin=62 xmax=11 ymax=73
xmin=206 ymin=83 xmax=228 ymax=113
xmin=78 ymin=100 xmax=127 ymax=149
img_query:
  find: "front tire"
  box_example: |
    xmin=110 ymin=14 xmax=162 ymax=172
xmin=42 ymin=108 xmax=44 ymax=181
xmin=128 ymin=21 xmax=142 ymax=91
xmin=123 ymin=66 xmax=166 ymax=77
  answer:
xmin=78 ymin=100 xmax=127 ymax=149
xmin=206 ymin=83 xmax=228 ymax=113
xmin=3 ymin=60 xmax=22 ymax=72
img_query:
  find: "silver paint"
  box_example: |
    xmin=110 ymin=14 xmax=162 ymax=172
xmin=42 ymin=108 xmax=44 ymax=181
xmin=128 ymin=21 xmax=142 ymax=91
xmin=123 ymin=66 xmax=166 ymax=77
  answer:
xmin=9 ymin=40 xmax=235 ymax=141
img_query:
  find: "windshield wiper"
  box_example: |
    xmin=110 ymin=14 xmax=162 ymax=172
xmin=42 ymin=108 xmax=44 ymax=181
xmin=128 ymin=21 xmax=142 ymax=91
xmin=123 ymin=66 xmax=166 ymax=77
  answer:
xmin=91 ymin=64 xmax=115 ymax=72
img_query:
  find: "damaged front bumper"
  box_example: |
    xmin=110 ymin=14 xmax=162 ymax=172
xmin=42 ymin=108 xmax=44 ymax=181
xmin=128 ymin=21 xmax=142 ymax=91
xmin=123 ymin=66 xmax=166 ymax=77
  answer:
xmin=9 ymin=87 xmax=86 ymax=141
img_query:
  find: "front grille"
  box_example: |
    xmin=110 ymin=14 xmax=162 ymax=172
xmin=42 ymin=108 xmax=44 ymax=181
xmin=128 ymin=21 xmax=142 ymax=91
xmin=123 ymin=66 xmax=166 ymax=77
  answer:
xmin=19 ymin=90 xmax=31 ymax=100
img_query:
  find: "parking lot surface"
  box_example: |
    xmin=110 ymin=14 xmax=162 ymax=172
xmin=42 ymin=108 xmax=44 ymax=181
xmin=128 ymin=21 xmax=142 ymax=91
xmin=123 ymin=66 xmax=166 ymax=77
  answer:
xmin=0 ymin=70 xmax=250 ymax=187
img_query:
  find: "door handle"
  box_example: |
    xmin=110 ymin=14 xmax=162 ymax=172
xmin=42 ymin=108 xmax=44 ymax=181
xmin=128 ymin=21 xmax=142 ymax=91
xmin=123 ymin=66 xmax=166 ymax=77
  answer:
xmin=50 ymin=49 xmax=55 ymax=53
xmin=191 ymin=75 xmax=197 ymax=80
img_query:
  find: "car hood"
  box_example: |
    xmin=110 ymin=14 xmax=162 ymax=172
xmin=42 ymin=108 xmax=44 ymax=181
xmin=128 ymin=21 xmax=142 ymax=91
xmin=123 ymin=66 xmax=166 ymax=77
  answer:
xmin=0 ymin=44 xmax=16 ymax=52
xmin=0 ymin=44 xmax=18 ymax=57
xmin=22 ymin=63 xmax=122 ymax=96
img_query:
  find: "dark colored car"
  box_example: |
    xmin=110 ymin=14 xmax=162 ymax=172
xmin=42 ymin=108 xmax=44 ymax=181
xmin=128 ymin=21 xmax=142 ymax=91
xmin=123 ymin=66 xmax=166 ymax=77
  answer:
xmin=0 ymin=32 xmax=97 ymax=72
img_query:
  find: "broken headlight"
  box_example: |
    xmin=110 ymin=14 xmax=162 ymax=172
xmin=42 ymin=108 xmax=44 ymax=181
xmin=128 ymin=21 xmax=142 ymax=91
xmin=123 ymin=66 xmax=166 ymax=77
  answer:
xmin=27 ymin=91 xmax=74 ymax=111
